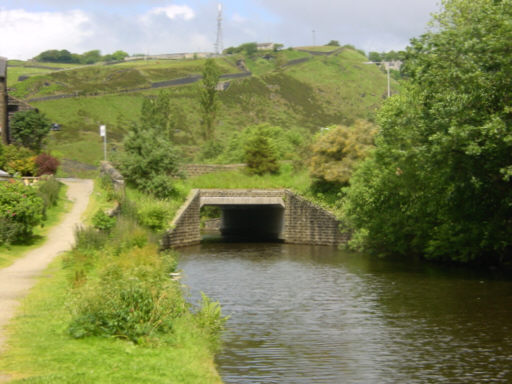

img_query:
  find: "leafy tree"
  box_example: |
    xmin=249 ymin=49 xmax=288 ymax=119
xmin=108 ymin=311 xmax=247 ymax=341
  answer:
xmin=273 ymin=43 xmax=284 ymax=52
xmin=10 ymin=110 xmax=52 ymax=152
xmin=310 ymin=120 xmax=376 ymax=187
xmin=111 ymin=50 xmax=129 ymax=61
xmin=368 ymin=51 xmax=382 ymax=62
xmin=244 ymin=127 xmax=280 ymax=175
xmin=326 ymin=40 xmax=340 ymax=47
xmin=117 ymin=123 xmax=181 ymax=198
xmin=141 ymin=92 xmax=173 ymax=139
xmin=199 ymin=59 xmax=220 ymax=141
xmin=343 ymin=0 xmax=512 ymax=264
xmin=80 ymin=50 xmax=102 ymax=64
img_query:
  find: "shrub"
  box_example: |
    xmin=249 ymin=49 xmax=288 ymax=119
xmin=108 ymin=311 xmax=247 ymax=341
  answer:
xmin=0 ymin=181 xmax=44 ymax=245
xmin=136 ymin=201 xmax=169 ymax=230
xmin=74 ymin=225 xmax=108 ymax=251
xmin=35 ymin=153 xmax=60 ymax=176
xmin=145 ymin=174 xmax=176 ymax=199
xmin=37 ymin=175 xmax=61 ymax=210
xmin=195 ymin=292 xmax=229 ymax=349
xmin=244 ymin=128 xmax=280 ymax=175
xmin=92 ymin=210 xmax=116 ymax=232
xmin=7 ymin=156 xmax=37 ymax=177
xmin=68 ymin=245 xmax=187 ymax=343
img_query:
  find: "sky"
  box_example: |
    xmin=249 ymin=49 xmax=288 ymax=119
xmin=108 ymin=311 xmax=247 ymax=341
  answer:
xmin=0 ymin=0 xmax=442 ymax=60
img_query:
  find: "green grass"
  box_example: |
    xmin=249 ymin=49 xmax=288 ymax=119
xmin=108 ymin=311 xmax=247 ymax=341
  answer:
xmin=0 ymin=183 xmax=70 ymax=270
xmin=295 ymin=46 xmax=341 ymax=52
xmin=181 ymin=163 xmax=311 ymax=192
xmin=0 ymin=257 xmax=222 ymax=384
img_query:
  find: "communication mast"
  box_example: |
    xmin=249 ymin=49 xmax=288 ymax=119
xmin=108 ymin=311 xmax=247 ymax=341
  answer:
xmin=215 ymin=3 xmax=224 ymax=55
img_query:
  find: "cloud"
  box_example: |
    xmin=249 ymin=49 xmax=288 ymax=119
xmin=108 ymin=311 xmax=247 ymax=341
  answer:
xmin=231 ymin=13 xmax=247 ymax=23
xmin=0 ymin=8 xmax=93 ymax=59
xmin=145 ymin=4 xmax=195 ymax=21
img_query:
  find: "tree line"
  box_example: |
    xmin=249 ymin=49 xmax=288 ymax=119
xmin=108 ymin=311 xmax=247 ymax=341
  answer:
xmin=33 ymin=49 xmax=129 ymax=64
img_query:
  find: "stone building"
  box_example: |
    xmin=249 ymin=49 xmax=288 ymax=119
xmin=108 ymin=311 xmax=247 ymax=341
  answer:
xmin=0 ymin=57 xmax=7 ymax=145
xmin=0 ymin=57 xmax=37 ymax=145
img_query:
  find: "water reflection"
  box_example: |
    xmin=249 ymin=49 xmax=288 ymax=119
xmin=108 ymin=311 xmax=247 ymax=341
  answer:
xmin=178 ymin=243 xmax=512 ymax=383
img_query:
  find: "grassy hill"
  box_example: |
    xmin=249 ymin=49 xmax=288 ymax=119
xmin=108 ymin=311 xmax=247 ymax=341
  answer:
xmin=7 ymin=47 xmax=396 ymax=176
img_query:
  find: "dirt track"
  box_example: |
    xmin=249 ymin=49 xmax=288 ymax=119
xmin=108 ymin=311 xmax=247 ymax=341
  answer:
xmin=0 ymin=179 xmax=93 ymax=365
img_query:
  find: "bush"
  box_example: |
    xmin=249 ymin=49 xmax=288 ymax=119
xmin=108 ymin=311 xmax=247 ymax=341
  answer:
xmin=145 ymin=174 xmax=176 ymax=199
xmin=0 ymin=181 xmax=44 ymax=245
xmin=136 ymin=201 xmax=169 ymax=231
xmin=35 ymin=153 xmax=60 ymax=176
xmin=68 ymin=245 xmax=186 ymax=343
xmin=195 ymin=292 xmax=229 ymax=349
xmin=74 ymin=225 xmax=108 ymax=251
xmin=2 ymin=145 xmax=36 ymax=176
xmin=37 ymin=175 xmax=61 ymax=210
xmin=244 ymin=128 xmax=280 ymax=175
xmin=92 ymin=210 xmax=116 ymax=232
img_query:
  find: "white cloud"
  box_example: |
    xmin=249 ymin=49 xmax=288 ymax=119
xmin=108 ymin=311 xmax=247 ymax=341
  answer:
xmin=146 ymin=4 xmax=195 ymax=21
xmin=0 ymin=8 xmax=93 ymax=59
xmin=231 ymin=12 xmax=247 ymax=23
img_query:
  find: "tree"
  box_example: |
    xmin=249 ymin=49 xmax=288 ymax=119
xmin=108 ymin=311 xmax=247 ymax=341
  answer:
xmin=244 ymin=127 xmax=280 ymax=175
xmin=368 ymin=52 xmax=382 ymax=62
xmin=117 ymin=123 xmax=181 ymax=198
xmin=111 ymin=50 xmax=129 ymax=61
xmin=343 ymin=0 xmax=512 ymax=264
xmin=141 ymin=92 xmax=173 ymax=139
xmin=10 ymin=110 xmax=52 ymax=152
xmin=326 ymin=40 xmax=340 ymax=47
xmin=117 ymin=94 xmax=181 ymax=198
xmin=80 ymin=50 xmax=102 ymax=64
xmin=309 ymin=120 xmax=376 ymax=187
xmin=199 ymin=59 xmax=220 ymax=141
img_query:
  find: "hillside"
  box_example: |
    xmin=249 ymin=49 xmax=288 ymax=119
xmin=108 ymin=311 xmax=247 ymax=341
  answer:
xmin=7 ymin=47 xmax=395 ymax=176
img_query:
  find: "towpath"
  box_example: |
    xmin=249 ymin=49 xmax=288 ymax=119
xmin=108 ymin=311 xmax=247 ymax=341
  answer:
xmin=0 ymin=179 xmax=93 ymax=381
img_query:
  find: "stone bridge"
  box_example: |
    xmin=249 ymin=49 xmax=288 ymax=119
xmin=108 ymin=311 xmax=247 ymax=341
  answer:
xmin=162 ymin=189 xmax=350 ymax=248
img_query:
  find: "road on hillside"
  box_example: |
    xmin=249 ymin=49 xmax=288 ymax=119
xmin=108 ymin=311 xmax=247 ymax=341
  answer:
xmin=0 ymin=179 xmax=93 ymax=381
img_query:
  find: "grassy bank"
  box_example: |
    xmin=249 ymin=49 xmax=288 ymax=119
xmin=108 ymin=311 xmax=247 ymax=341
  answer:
xmin=0 ymin=182 xmax=70 ymax=269
xmin=0 ymin=257 xmax=222 ymax=383
xmin=0 ymin=179 xmax=225 ymax=383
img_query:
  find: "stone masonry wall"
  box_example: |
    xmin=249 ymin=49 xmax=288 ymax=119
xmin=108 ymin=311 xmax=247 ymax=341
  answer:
xmin=0 ymin=57 xmax=8 ymax=145
xmin=283 ymin=190 xmax=350 ymax=246
xmin=100 ymin=161 xmax=125 ymax=192
xmin=162 ymin=189 xmax=201 ymax=248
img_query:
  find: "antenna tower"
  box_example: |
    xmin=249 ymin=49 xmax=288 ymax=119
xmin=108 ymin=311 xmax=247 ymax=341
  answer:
xmin=215 ymin=3 xmax=224 ymax=55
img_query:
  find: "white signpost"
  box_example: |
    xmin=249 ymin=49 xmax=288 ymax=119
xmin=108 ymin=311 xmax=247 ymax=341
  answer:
xmin=99 ymin=125 xmax=107 ymax=161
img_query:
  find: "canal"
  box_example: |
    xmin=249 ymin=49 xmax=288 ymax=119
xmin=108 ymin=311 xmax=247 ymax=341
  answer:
xmin=178 ymin=242 xmax=512 ymax=383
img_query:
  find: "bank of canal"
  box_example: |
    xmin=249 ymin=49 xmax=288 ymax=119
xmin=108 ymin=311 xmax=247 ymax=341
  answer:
xmin=179 ymin=242 xmax=512 ymax=383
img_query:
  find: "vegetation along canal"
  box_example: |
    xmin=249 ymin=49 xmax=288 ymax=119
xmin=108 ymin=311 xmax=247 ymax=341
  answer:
xmin=179 ymin=242 xmax=512 ymax=383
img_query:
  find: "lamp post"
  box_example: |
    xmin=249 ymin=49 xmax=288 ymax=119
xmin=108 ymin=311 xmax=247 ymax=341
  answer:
xmin=364 ymin=61 xmax=391 ymax=98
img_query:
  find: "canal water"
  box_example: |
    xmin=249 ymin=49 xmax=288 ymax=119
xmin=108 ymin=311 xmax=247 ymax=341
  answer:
xmin=178 ymin=242 xmax=512 ymax=383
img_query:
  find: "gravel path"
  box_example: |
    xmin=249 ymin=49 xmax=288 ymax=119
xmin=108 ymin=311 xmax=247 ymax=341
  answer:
xmin=0 ymin=179 xmax=93 ymax=370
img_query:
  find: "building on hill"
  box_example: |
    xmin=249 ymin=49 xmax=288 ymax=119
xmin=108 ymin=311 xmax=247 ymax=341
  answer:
xmin=257 ymin=43 xmax=276 ymax=51
xmin=0 ymin=57 xmax=8 ymax=145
